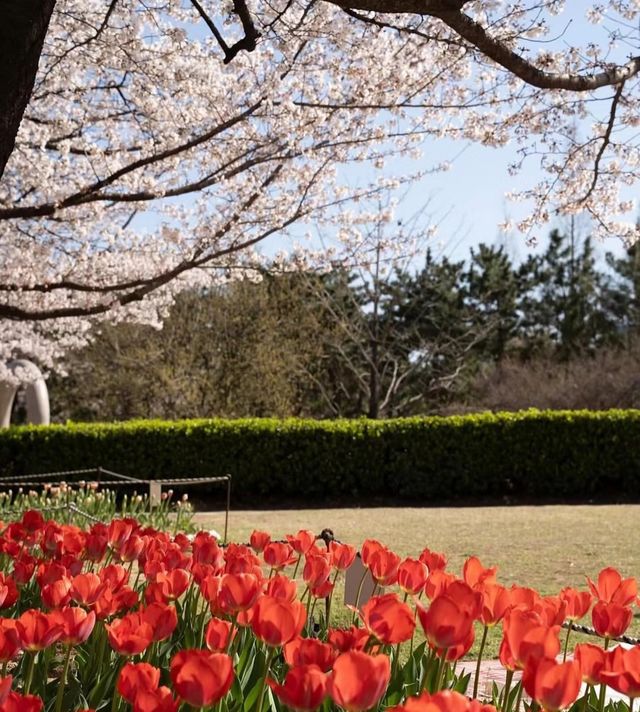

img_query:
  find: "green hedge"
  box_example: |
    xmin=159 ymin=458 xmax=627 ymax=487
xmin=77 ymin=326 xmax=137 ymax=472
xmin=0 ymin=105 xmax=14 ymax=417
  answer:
xmin=0 ymin=410 xmax=639 ymax=503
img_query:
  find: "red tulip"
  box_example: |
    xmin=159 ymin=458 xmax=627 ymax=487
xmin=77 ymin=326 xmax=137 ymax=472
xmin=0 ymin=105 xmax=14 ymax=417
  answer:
xmin=0 ymin=621 xmax=21 ymax=662
xmin=70 ymin=573 xmax=104 ymax=607
xmin=367 ymin=547 xmax=400 ymax=586
xmin=592 ymin=600 xmax=633 ymax=638
xmin=389 ymin=690 xmax=480 ymax=712
xmin=329 ymin=651 xmax=390 ymax=712
xmin=398 ymin=558 xmax=429 ymax=596
xmin=0 ymin=691 xmax=44 ymax=712
xmin=361 ymin=593 xmax=415 ymax=645
xmin=218 ymin=573 xmax=261 ymax=613
xmin=303 ymin=555 xmax=331 ymax=589
xmin=15 ymin=610 xmax=63 ymax=652
xmin=286 ymin=530 xmax=316 ymax=556
xmin=132 ymin=686 xmax=179 ymax=712
xmin=106 ymin=612 xmax=154 ymax=656
xmin=600 ymin=646 xmax=640 ymax=698
xmin=263 ymin=542 xmax=297 ymax=570
xmin=170 ymin=650 xmax=233 ymax=707
xmin=587 ymin=568 xmax=637 ymax=607
xmin=500 ymin=609 xmax=560 ymax=671
xmin=361 ymin=540 xmax=384 ymax=568
xmin=480 ymin=584 xmax=511 ymax=627
xmin=265 ymin=574 xmax=298 ymax=602
xmin=418 ymin=595 xmax=474 ymax=651
xmin=0 ymin=576 xmax=17 ymax=610
xmin=205 ymin=618 xmax=234 ymax=652
xmin=463 ymin=556 xmax=497 ymax=589
xmin=117 ymin=662 xmax=161 ymax=703
xmin=268 ymin=665 xmax=328 ymax=711
xmin=249 ymin=530 xmax=271 ymax=553
xmin=284 ymin=637 xmax=337 ymax=672
xmin=54 ymin=606 xmax=95 ymax=645
xmin=560 ymin=587 xmax=592 ymax=621
xmin=522 ymin=658 xmax=581 ymax=711
xmin=327 ymin=625 xmax=371 ymax=653
xmin=251 ymin=595 xmax=306 ymax=647
xmin=424 ymin=571 xmax=456 ymax=601
xmin=574 ymin=643 xmax=608 ymax=685
xmin=419 ymin=548 xmax=447 ymax=572
xmin=329 ymin=542 xmax=356 ymax=571
xmin=140 ymin=603 xmax=178 ymax=642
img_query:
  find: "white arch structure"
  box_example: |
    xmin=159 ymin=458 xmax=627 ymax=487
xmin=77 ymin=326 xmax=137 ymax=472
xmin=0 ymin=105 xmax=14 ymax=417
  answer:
xmin=0 ymin=360 xmax=50 ymax=427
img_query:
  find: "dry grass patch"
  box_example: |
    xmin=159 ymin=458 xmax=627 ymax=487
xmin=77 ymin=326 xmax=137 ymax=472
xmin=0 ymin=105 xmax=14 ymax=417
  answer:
xmin=196 ymin=505 xmax=640 ymax=657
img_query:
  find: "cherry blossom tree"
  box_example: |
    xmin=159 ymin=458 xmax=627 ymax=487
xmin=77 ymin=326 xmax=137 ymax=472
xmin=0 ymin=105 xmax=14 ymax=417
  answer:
xmin=2 ymin=1 xmax=640 ymax=373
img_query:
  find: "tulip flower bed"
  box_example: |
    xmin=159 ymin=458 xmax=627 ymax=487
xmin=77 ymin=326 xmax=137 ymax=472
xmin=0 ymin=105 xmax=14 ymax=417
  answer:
xmin=0 ymin=483 xmax=194 ymax=531
xmin=0 ymin=511 xmax=636 ymax=712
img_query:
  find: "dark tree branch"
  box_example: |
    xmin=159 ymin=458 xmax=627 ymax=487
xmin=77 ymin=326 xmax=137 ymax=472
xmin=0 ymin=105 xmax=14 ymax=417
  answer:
xmin=0 ymin=0 xmax=57 ymax=179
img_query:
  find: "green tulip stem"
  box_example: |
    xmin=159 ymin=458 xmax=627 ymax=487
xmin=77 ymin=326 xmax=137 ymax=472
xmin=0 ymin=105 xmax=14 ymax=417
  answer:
xmin=54 ymin=645 xmax=73 ymax=712
xmin=256 ymin=647 xmax=275 ymax=712
xmin=473 ymin=625 xmax=489 ymax=699
xmin=562 ymin=620 xmax=573 ymax=662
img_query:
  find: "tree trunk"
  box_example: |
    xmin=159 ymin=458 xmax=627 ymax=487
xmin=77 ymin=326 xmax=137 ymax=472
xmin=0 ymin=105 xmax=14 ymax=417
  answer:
xmin=0 ymin=0 xmax=56 ymax=180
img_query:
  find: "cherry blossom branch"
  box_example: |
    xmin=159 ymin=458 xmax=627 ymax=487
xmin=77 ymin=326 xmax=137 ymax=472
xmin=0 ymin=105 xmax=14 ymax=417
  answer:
xmin=330 ymin=0 xmax=640 ymax=91
xmin=578 ymin=81 xmax=625 ymax=205
xmin=0 ymin=101 xmax=263 ymax=220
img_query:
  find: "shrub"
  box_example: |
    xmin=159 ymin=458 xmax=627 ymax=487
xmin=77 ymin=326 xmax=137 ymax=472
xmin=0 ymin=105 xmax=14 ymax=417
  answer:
xmin=1 ymin=410 xmax=639 ymax=503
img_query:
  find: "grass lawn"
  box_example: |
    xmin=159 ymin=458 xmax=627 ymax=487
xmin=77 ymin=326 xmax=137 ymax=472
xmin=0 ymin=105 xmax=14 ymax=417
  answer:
xmin=196 ymin=505 xmax=640 ymax=658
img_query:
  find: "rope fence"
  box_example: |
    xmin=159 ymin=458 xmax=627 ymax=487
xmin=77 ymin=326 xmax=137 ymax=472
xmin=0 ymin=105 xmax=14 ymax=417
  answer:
xmin=0 ymin=466 xmax=232 ymax=541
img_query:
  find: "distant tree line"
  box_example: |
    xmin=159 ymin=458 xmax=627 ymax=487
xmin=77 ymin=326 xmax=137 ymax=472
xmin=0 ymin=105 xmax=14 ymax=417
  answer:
xmin=48 ymin=228 xmax=640 ymax=421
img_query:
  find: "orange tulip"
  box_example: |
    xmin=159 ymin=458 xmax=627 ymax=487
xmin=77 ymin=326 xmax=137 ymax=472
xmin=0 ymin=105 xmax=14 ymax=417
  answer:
xmin=329 ymin=651 xmax=390 ymax=712
xmin=522 ymin=658 xmax=581 ymax=711
xmin=587 ymin=568 xmax=637 ymax=607
xmin=389 ymin=690 xmax=485 ymax=712
xmin=170 ymin=650 xmax=233 ymax=707
xmin=268 ymin=665 xmax=328 ymax=711
xmin=250 ymin=595 xmax=306 ymax=647
xmin=592 ymin=600 xmax=633 ymax=638
xmin=361 ymin=593 xmax=416 ymax=645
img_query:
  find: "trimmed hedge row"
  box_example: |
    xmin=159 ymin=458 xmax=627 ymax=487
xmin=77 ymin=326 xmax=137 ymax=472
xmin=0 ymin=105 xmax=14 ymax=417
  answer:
xmin=0 ymin=410 xmax=639 ymax=503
